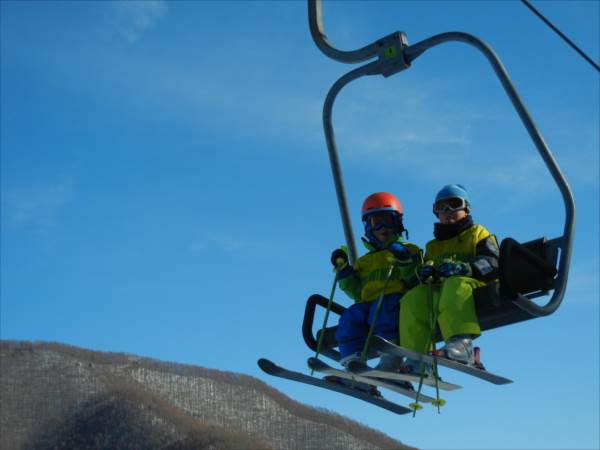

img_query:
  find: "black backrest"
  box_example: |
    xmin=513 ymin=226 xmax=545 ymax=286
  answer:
xmin=472 ymin=236 xmax=559 ymax=333
xmin=498 ymin=237 xmax=558 ymax=299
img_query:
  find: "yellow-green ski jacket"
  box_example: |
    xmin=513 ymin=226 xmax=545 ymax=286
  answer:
xmin=338 ymin=238 xmax=422 ymax=304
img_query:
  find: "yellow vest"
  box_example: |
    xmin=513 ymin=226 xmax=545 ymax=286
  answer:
xmin=353 ymin=242 xmax=421 ymax=303
xmin=425 ymin=224 xmax=492 ymax=268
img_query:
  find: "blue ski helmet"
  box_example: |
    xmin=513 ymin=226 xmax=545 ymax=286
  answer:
xmin=435 ymin=184 xmax=470 ymax=204
xmin=434 ymin=184 xmax=471 ymax=215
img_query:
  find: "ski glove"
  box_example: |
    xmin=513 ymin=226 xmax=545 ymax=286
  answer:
xmin=437 ymin=261 xmax=472 ymax=278
xmin=388 ymin=242 xmax=411 ymax=262
xmin=330 ymin=248 xmax=349 ymax=269
xmin=419 ymin=264 xmax=436 ymax=280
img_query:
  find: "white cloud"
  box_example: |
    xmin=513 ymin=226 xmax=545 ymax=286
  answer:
xmin=108 ymin=0 xmax=168 ymax=44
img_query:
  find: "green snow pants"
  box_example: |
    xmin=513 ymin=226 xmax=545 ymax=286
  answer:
xmin=399 ymin=276 xmax=484 ymax=353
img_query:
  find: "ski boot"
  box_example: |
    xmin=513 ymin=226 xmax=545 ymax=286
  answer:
xmin=339 ymin=352 xmax=362 ymax=369
xmin=326 ymin=352 xmax=383 ymax=396
xmin=399 ymin=358 xmax=433 ymax=378
xmin=433 ymin=335 xmax=485 ymax=370
xmin=374 ymin=354 xmax=403 ymax=371
xmin=374 ymin=354 xmax=414 ymax=391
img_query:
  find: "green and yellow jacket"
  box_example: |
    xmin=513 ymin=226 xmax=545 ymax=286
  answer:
xmin=426 ymin=218 xmax=499 ymax=284
xmin=338 ymin=237 xmax=422 ymax=304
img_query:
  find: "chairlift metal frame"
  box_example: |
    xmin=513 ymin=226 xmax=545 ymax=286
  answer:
xmin=303 ymin=0 xmax=575 ymax=358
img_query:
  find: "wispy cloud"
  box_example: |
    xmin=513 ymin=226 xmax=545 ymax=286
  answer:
xmin=1 ymin=178 xmax=76 ymax=233
xmin=564 ymin=257 xmax=600 ymax=304
xmin=189 ymin=235 xmax=257 ymax=254
xmin=28 ymin=1 xmax=593 ymax=203
xmin=107 ymin=0 xmax=168 ymax=44
xmin=334 ymin=86 xmax=473 ymax=159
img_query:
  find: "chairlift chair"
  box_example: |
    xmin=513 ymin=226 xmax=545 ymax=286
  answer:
xmin=303 ymin=0 xmax=576 ymax=363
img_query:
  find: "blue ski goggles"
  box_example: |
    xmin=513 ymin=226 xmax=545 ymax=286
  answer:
xmin=433 ymin=197 xmax=468 ymax=214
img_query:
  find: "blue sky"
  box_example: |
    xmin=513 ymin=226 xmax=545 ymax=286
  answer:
xmin=1 ymin=1 xmax=598 ymax=449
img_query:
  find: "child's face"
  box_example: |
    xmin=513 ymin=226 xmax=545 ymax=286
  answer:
xmin=367 ymin=212 xmax=397 ymax=243
xmin=373 ymin=226 xmax=395 ymax=243
xmin=437 ymin=208 xmax=468 ymax=225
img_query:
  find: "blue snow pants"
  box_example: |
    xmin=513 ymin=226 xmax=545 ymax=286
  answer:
xmin=336 ymin=293 xmax=401 ymax=358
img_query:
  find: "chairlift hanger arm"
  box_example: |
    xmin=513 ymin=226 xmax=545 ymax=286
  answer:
xmin=323 ymin=61 xmax=382 ymax=266
xmin=308 ymin=0 xmax=379 ymax=63
xmin=309 ymin=0 xmax=575 ymax=318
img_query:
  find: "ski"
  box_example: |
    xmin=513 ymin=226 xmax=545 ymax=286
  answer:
xmin=307 ymin=357 xmax=435 ymax=403
xmin=372 ymin=336 xmax=513 ymax=385
xmin=257 ymin=358 xmax=412 ymax=415
xmin=346 ymin=360 xmax=462 ymax=392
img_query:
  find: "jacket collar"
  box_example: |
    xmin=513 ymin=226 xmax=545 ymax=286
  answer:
xmin=361 ymin=234 xmax=405 ymax=252
xmin=433 ymin=215 xmax=474 ymax=241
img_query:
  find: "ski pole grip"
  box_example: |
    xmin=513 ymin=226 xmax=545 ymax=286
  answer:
xmin=331 ymin=248 xmax=349 ymax=268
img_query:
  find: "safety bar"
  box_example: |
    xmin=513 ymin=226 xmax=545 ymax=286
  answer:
xmin=308 ymin=0 xmax=575 ymax=318
xmin=303 ymin=294 xmax=345 ymax=360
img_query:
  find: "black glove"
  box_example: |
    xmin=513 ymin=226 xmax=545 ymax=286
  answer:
xmin=330 ymin=248 xmax=349 ymax=268
xmin=419 ymin=264 xmax=436 ymax=280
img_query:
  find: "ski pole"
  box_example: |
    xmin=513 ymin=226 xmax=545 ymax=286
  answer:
xmin=360 ymin=264 xmax=395 ymax=362
xmin=409 ymin=368 xmax=426 ymax=416
xmin=312 ymin=262 xmax=342 ymax=375
xmin=409 ymin=283 xmax=432 ymax=415
xmin=427 ymin=277 xmax=445 ymax=413
xmin=410 ymin=262 xmax=445 ymax=415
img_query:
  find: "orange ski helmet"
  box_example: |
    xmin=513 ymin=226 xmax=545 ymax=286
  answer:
xmin=361 ymin=192 xmax=406 ymax=243
xmin=361 ymin=192 xmax=403 ymax=219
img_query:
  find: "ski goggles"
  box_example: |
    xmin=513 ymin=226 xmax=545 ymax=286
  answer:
xmin=433 ymin=197 xmax=468 ymax=214
xmin=365 ymin=212 xmax=397 ymax=231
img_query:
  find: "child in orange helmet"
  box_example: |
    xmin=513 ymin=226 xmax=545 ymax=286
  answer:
xmin=331 ymin=192 xmax=422 ymax=372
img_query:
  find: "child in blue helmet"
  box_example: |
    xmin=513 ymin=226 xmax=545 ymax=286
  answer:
xmin=330 ymin=192 xmax=422 ymax=371
xmin=399 ymin=184 xmax=500 ymax=372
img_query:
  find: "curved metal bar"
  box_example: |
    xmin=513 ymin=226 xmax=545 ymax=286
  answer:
xmin=402 ymin=32 xmax=575 ymax=316
xmin=308 ymin=0 xmax=574 ymax=316
xmin=323 ymin=61 xmax=382 ymax=264
xmin=308 ymin=0 xmax=379 ymax=64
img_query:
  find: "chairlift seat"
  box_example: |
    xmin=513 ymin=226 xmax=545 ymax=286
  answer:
xmin=303 ymin=236 xmax=559 ymax=362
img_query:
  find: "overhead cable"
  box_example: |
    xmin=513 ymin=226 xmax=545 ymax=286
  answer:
xmin=521 ymin=0 xmax=600 ymax=73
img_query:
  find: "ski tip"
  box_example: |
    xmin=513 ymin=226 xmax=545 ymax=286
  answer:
xmin=257 ymin=358 xmax=278 ymax=375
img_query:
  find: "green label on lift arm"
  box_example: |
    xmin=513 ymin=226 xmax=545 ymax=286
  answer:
xmin=384 ymin=46 xmax=397 ymax=59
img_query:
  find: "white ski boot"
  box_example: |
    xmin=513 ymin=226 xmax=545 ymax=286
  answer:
xmin=339 ymin=352 xmax=362 ymax=369
xmin=435 ymin=335 xmax=478 ymax=366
